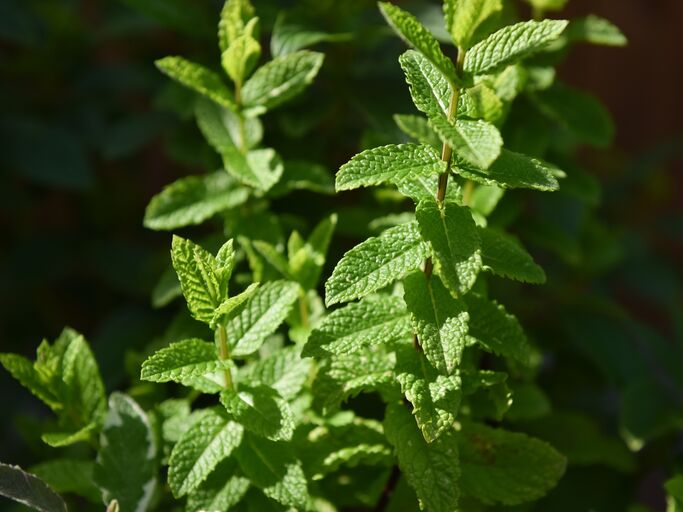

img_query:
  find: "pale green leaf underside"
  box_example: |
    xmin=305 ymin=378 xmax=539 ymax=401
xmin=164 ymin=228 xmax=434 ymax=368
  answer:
xmin=140 ymin=338 xmax=227 ymax=384
xmin=304 ymin=294 xmax=412 ymax=358
xmin=464 ymin=19 xmax=569 ymax=75
xmin=168 ymin=407 xmax=243 ymax=497
xmin=416 ymin=198 xmax=482 ymax=296
xmin=0 ymin=463 xmax=67 ymax=512
xmin=384 ymin=404 xmax=460 ymax=512
xmin=156 ymin=56 xmax=236 ymax=109
xmin=221 ymin=385 xmax=294 ymax=441
xmin=335 ymin=143 xmax=446 ymax=191
xmin=325 ymin=221 xmax=430 ymax=306
xmin=227 ymin=280 xmax=300 ymax=357
xmin=459 ymin=422 xmax=566 ymax=505
xmin=478 ymin=227 xmax=546 ymax=284
xmin=403 ymin=272 xmax=469 ymax=375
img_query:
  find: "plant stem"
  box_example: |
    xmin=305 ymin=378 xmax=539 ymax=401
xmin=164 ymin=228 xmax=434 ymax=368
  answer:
xmin=298 ymin=289 xmax=310 ymax=329
xmin=375 ymin=465 xmax=402 ymax=511
xmin=216 ymin=324 xmax=233 ymax=389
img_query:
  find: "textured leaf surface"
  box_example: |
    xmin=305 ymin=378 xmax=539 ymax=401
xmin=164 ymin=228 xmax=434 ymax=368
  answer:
xmin=384 ymin=404 xmax=460 ymax=512
xmin=430 ymin=116 xmax=502 ymax=169
xmin=227 ymin=280 xmax=300 ymax=357
xmin=140 ymin=339 xmax=228 ymax=384
xmin=144 ymin=172 xmax=248 ymax=230
xmin=458 ymin=422 xmax=566 ymax=505
xmin=404 ymin=272 xmax=469 ymax=375
xmin=219 ymin=0 xmax=255 ymax=51
xmin=304 ymin=295 xmax=412 ymax=358
xmin=31 ymin=459 xmax=99 ymax=503
xmin=397 ymin=173 xmax=462 ymax=204
xmin=399 ymin=50 xmax=451 ymax=118
xmin=444 ymin=0 xmax=503 ymax=50
xmin=242 ymin=51 xmax=323 ymax=112
xmin=325 ymin=222 xmax=430 ymax=306
xmin=464 ymin=19 xmax=568 ymax=75
xmin=465 ymin=294 xmax=531 ymax=364
xmin=60 ymin=334 xmax=106 ymax=427
xmin=479 ymin=227 xmax=545 ymax=284
xmin=379 ymin=2 xmax=458 ymax=85
xmin=236 ymin=434 xmax=308 ymax=509
xmin=416 ymin=198 xmax=482 ymax=295
xmin=168 ymin=407 xmax=243 ymax=497
xmin=335 ymin=144 xmax=445 ymax=191
xmin=156 ymin=56 xmax=235 ymax=109
xmin=171 ymin=235 xmax=224 ymax=324
xmin=221 ymin=385 xmax=294 ymax=441
xmin=95 ymin=393 xmax=158 ymax=512
xmin=395 ymin=346 xmax=462 ymax=443
xmin=186 ymin=459 xmax=250 ymax=512
xmin=0 ymin=353 xmax=60 ymax=411
xmin=0 ymin=463 xmax=67 ymax=512
xmin=454 ymin=149 xmax=560 ymax=191
xmin=222 ymin=34 xmax=261 ymax=85
xmin=394 ymin=114 xmax=441 ymax=149
xmin=238 ymin=346 xmax=311 ymax=400
xmin=565 ymin=15 xmax=627 ymax=47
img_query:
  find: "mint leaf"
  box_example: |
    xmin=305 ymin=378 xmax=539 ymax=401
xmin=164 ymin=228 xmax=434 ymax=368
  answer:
xmin=227 ymin=280 xmax=300 ymax=357
xmin=287 ymin=213 xmax=338 ymax=290
xmin=565 ymin=15 xmax=627 ymax=47
xmin=335 ymin=144 xmax=446 ymax=192
xmin=144 ymin=172 xmax=249 ymax=231
xmin=156 ymin=56 xmax=236 ymax=109
xmin=186 ymin=459 xmax=250 ymax=512
xmin=397 ymin=173 xmax=462 ymax=204
xmin=31 ymin=459 xmax=99 ymax=503
xmin=429 ymin=116 xmax=503 ymax=169
xmin=0 ymin=353 xmax=60 ymax=411
xmin=60 ymin=334 xmax=106 ymax=427
xmin=394 ymin=114 xmax=441 ymax=149
xmin=395 ymin=345 xmax=462 ymax=443
xmin=171 ymin=235 xmax=225 ymax=324
xmin=168 ymin=407 xmax=243 ymax=497
xmin=304 ymin=295 xmax=412 ymax=358
xmin=221 ymin=385 xmax=294 ymax=441
xmin=219 ymin=0 xmax=256 ymax=52
xmin=95 ymin=393 xmax=158 ymax=512
xmin=384 ymin=404 xmax=460 ymax=512
xmin=212 ymin=282 xmax=260 ymax=327
xmin=41 ymin=424 xmax=98 ymax=448
xmin=454 ymin=149 xmax=561 ymax=191
xmin=242 ymin=51 xmax=324 ymax=113
xmin=458 ymin=422 xmax=566 ymax=505
xmin=444 ymin=0 xmax=503 ymax=50
xmin=325 ymin=222 xmax=430 ymax=306
xmin=403 ymin=272 xmax=469 ymax=375
xmin=416 ymin=198 xmax=482 ymax=296
xmin=378 ymin=2 xmax=459 ymax=86
xmin=235 ymin=434 xmax=308 ymax=509
xmin=222 ymin=34 xmax=261 ymax=85
xmin=238 ymin=346 xmax=312 ymax=400
xmin=399 ymin=50 xmax=451 ymax=118
xmin=465 ymin=294 xmax=531 ymax=364
xmin=140 ymin=338 xmax=229 ymax=385
xmin=0 ymin=463 xmax=67 ymax=512
xmin=479 ymin=227 xmax=546 ymax=284
xmin=464 ymin=19 xmax=569 ymax=75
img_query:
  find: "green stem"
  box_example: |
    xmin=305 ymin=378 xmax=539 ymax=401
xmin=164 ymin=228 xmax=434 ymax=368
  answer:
xmin=217 ymin=324 xmax=234 ymax=389
xmin=299 ymin=289 xmax=310 ymax=329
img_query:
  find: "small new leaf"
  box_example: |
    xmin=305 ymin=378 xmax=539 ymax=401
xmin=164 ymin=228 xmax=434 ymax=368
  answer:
xmin=140 ymin=339 xmax=228 ymax=384
xmin=478 ymin=227 xmax=546 ymax=284
xmin=221 ymin=385 xmax=295 ymax=441
xmin=222 ymin=34 xmax=261 ymax=85
xmin=429 ymin=116 xmax=503 ymax=170
xmin=156 ymin=56 xmax=236 ymax=109
xmin=444 ymin=0 xmax=503 ymax=50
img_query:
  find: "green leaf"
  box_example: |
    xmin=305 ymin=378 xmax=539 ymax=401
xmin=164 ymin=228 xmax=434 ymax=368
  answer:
xmin=462 ymin=370 xmax=512 ymax=421
xmin=465 ymin=294 xmax=531 ymax=364
xmin=227 ymin=280 xmax=300 ymax=357
xmin=458 ymin=422 xmax=566 ymax=505
xmin=403 ymin=272 xmax=469 ymax=375
xmin=144 ymin=172 xmax=249 ymax=231
xmin=270 ymin=14 xmax=351 ymax=57
xmin=416 ymin=198 xmax=482 ymax=296
xmin=0 ymin=463 xmax=67 ymax=512
xmin=171 ymin=235 xmax=224 ymax=324
xmin=222 ymin=34 xmax=261 ymax=85
xmin=378 ymin=2 xmax=459 ymax=86
xmin=140 ymin=338 xmax=230 ymax=385
xmin=287 ymin=213 xmax=338 ymax=290
xmin=186 ymin=459 xmax=250 ymax=512
xmin=235 ymin=434 xmax=309 ymax=509
xmin=221 ymin=385 xmax=295 ymax=441
xmin=394 ymin=114 xmax=441 ymax=149
xmin=31 ymin=459 xmax=99 ymax=503
xmin=396 ymin=173 xmax=462 ymax=204
xmin=384 ymin=403 xmax=460 ymax=512
xmin=60 ymin=334 xmax=106 ymax=427
xmin=269 ymin=160 xmax=335 ymax=196
xmin=395 ymin=345 xmax=462 ymax=443
xmin=168 ymin=407 xmax=243 ymax=497
xmin=156 ymin=56 xmax=236 ymax=109
xmin=459 ymin=82 xmax=505 ymax=124
xmin=565 ymin=15 xmax=627 ymax=47
xmin=242 ymin=51 xmax=324 ymax=113
xmin=219 ymin=0 xmax=256 ymax=52
xmin=212 ymin=282 xmax=260 ymax=327
xmin=399 ymin=50 xmax=451 ymax=118
xmin=304 ymin=295 xmax=412 ymax=358
xmin=478 ymin=227 xmax=546 ymax=284
xmin=444 ymin=0 xmax=503 ymax=50
xmin=532 ymin=82 xmax=615 ymax=147
xmin=0 ymin=353 xmax=60 ymax=410
xmin=429 ymin=116 xmax=503 ymax=169
xmin=41 ymin=424 xmax=98 ymax=448
xmin=666 ymin=475 xmax=683 ymax=512
xmin=95 ymin=393 xmax=158 ymax=512
xmin=525 ymin=0 xmax=567 ymax=12
xmin=335 ymin=144 xmax=445 ymax=191
xmin=454 ymin=149 xmax=561 ymax=191
xmin=464 ymin=19 xmax=569 ymax=75
xmin=325 ymin=222 xmax=430 ymax=306
xmin=238 ymin=346 xmax=312 ymax=400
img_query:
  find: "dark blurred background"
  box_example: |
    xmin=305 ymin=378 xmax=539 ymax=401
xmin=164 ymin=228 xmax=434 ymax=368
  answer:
xmin=0 ymin=0 xmax=681 ymax=510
